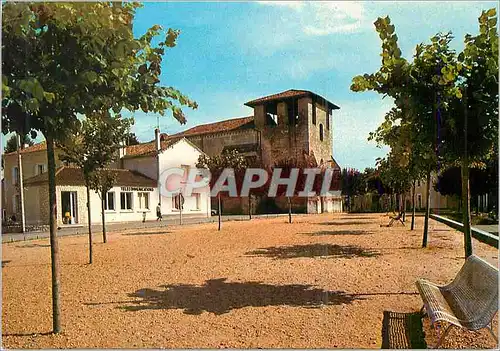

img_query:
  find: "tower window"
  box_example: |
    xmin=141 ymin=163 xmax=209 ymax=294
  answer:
xmin=312 ymin=101 xmax=317 ymax=125
xmin=319 ymin=124 xmax=324 ymax=142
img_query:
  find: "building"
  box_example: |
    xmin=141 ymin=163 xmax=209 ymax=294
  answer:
xmin=413 ymin=174 xmax=459 ymax=211
xmin=166 ymin=89 xmax=343 ymax=214
xmin=3 ymin=134 xmax=211 ymax=228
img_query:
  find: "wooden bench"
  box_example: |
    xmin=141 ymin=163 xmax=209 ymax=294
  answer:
xmin=416 ymin=255 xmax=498 ymax=348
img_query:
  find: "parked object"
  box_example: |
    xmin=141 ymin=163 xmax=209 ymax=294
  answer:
xmin=380 ymin=211 xmax=405 ymax=227
xmin=416 ymin=255 xmax=498 ymax=348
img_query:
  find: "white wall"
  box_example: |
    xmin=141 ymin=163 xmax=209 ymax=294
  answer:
xmin=158 ymin=139 xmax=211 ymax=217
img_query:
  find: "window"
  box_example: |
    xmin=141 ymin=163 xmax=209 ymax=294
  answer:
xmin=312 ymin=101 xmax=316 ymax=125
xmin=319 ymin=124 xmax=324 ymax=142
xmin=287 ymin=99 xmax=299 ymax=126
xmin=326 ymin=109 xmax=331 ymax=130
xmin=12 ymin=166 xmax=19 ymax=185
xmin=104 ymin=192 xmax=115 ymax=211
xmin=35 ymin=164 xmax=46 ymax=175
xmin=137 ymin=192 xmax=150 ymax=210
xmin=120 ymin=192 xmax=133 ymax=210
xmin=417 ymin=180 xmax=421 ymax=187
xmin=194 ymin=193 xmax=201 ymax=210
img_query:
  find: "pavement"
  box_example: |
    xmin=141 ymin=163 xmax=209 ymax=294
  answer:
xmin=474 ymin=224 xmax=499 ymax=235
xmin=2 ymin=213 xmax=292 ymax=243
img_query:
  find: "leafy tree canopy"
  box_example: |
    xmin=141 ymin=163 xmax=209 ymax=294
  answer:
xmin=4 ymin=133 xmax=34 ymax=153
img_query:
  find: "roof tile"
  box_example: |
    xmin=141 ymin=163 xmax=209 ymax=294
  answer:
xmin=171 ymin=116 xmax=254 ymax=138
xmin=24 ymin=166 xmax=156 ymax=187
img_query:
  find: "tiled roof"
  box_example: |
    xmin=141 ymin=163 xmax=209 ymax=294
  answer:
xmin=24 ymin=166 xmax=156 ymax=187
xmin=245 ymin=89 xmax=340 ymax=110
xmin=3 ymin=141 xmax=47 ymax=156
xmin=124 ymin=139 xmax=177 ymax=158
xmin=171 ymin=116 xmax=255 ymax=138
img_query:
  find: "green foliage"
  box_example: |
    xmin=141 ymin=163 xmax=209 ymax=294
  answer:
xmin=2 ymin=2 xmax=197 ymax=139
xmin=88 ymin=169 xmax=117 ymax=198
xmin=4 ymin=133 xmax=34 ymax=153
xmin=196 ymin=149 xmax=247 ymax=188
xmin=59 ymin=114 xmax=132 ymax=179
xmin=125 ymin=132 xmax=140 ymax=146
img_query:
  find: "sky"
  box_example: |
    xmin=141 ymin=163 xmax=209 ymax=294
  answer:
xmin=2 ymin=1 xmax=498 ymax=171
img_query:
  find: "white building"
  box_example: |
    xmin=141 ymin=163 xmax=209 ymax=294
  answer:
xmin=4 ymin=131 xmax=211 ymax=227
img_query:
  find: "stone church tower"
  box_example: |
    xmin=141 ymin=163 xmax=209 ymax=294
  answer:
xmin=168 ymin=89 xmax=343 ymax=213
xmin=245 ymin=89 xmax=339 ymax=167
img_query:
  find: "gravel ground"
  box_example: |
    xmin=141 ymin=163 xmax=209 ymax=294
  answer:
xmin=2 ymin=213 xmax=498 ymax=349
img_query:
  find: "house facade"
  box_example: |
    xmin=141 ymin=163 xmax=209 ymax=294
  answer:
xmin=3 ymin=135 xmax=211 ymax=228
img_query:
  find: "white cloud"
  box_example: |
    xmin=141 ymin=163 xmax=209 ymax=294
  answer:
xmin=257 ymin=1 xmax=305 ymax=10
xmin=257 ymin=1 xmax=366 ymax=36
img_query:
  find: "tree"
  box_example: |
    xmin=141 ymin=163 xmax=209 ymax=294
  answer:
xmin=4 ymin=133 xmax=34 ymax=153
xmin=125 ymin=132 xmax=140 ymax=145
xmin=341 ymin=168 xmax=363 ymax=212
xmin=2 ymin=2 xmax=197 ymax=333
xmin=351 ymin=17 xmax=461 ymax=248
xmin=60 ymin=114 xmax=132 ymax=264
xmin=438 ymin=9 xmax=498 ymax=257
xmin=88 ymin=169 xmax=117 ymax=244
xmin=196 ymin=149 xmax=247 ymax=230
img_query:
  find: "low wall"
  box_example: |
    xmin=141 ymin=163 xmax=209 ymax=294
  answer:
xmin=430 ymin=214 xmax=498 ymax=248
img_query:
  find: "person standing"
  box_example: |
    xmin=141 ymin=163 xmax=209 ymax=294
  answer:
xmin=156 ymin=203 xmax=162 ymax=221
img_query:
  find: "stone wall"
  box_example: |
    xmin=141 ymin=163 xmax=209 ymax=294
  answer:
xmin=186 ymin=130 xmax=259 ymax=158
xmin=308 ymin=99 xmax=333 ymax=165
xmin=4 ymin=149 xmax=64 ymax=220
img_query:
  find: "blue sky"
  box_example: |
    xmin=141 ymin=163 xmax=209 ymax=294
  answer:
xmin=3 ymin=1 xmax=497 ymax=171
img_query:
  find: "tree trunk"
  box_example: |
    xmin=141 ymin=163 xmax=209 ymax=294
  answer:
xmin=86 ymin=184 xmax=93 ymax=264
xmin=411 ymin=180 xmax=416 ymax=230
xmin=402 ymin=192 xmax=406 ymax=222
xmin=101 ymin=191 xmax=107 ymax=243
xmin=462 ymin=160 xmax=473 ymax=257
xmin=248 ymin=196 xmax=252 ymax=220
xmin=218 ymin=194 xmax=221 ymax=231
xmin=422 ymin=171 xmax=431 ymax=248
xmin=16 ymin=133 xmax=26 ymax=233
xmin=288 ymin=197 xmax=292 ymax=223
xmin=45 ymin=133 xmax=62 ymax=333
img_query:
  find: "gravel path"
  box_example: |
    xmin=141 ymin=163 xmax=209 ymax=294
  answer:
xmin=2 ymin=213 xmax=498 ymax=348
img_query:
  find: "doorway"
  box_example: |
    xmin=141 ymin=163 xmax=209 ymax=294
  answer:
xmin=61 ymin=191 xmax=78 ymax=224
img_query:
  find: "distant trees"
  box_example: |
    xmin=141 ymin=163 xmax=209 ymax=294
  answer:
xmin=4 ymin=134 xmax=34 ymax=153
xmin=125 ymin=132 xmax=140 ymax=146
xmin=341 ymin=168 xmax=363 ymax=211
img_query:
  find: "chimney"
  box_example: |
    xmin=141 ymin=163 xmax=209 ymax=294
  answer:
xmin=118 ymin=140 xmax=126 ymax=158
xmin=155 ymin=128 xmax=161 ymax=152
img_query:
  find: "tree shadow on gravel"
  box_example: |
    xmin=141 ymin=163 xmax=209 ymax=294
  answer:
xmin=15 ymin=243 xmax=51 ymax=248
xmin=122 ymin=231 xmax=171 ymax=236
xmin=304 ymin=230 xmax=373 ymax=236
xmin=120 ymin=278 xmax=361 ymax=315
xmin=246 ymin=244 xmax=380 ymax=259
xmin=319 ymin=221 xmax=369 ymax=226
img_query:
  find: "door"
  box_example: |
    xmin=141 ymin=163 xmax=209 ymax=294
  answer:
xmin=61 ymin=191 xmax=78 ymax=224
